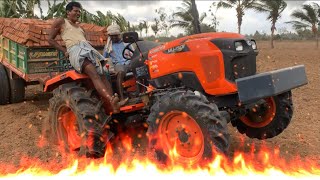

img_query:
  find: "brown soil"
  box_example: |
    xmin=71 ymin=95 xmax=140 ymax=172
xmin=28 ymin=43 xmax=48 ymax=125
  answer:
xmin=0 ymin=41 xmax=319 ymax=171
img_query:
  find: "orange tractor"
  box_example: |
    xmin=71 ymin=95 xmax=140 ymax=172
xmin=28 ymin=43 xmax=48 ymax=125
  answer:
xmin=44 ymin=32 xmax=307 ymax=164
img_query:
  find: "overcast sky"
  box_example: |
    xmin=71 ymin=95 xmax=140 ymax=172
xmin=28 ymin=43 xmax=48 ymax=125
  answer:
xmin=36 ymin=0 xmax=319 ymax=36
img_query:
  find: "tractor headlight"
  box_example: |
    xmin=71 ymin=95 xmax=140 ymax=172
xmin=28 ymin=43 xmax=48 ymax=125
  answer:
xmin=251 ymin=40 xmax=257 ymax=50
xmin=235 ymin=41 xmax=244 ymax=51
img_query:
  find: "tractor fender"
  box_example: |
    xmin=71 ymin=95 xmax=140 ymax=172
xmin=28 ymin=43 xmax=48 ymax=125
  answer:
xmin=44 ymin=70 xmax=88 ymax=92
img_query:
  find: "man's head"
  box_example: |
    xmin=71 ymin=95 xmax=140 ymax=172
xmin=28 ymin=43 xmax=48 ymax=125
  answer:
xmin=107 ymin=24 xmax=121 ymax=43
xmin=66 ymin=2 xmax=82 ymax=22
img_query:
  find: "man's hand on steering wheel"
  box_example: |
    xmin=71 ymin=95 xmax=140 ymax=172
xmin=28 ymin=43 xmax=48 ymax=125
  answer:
xmin=122 ymin=43 xmax=134 ymax=60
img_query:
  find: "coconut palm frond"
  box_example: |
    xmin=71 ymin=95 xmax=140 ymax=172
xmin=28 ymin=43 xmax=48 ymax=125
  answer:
xmin=303 ymin=4 xmax=319 ymax=23
xmin=242 ymin=0 xmax=259 ymax=8
xmin=286 ymin=20 xmax=310 ymax=30
xmin=291 ymin=10 xmax=312 ymax=24
xmin=217 ymin=1 xmax=234 ymax=9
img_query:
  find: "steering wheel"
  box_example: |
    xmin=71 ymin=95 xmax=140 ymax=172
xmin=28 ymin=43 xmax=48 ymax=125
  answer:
xmin=122 ymin=43 xmax=135 ymax=60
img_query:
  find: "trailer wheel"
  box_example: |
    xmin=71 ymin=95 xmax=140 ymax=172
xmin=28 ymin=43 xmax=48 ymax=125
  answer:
xmin=8 ymin=77 xmax=25 ymax=103
xmin=0 ymin=64 xmax=10 ymax=105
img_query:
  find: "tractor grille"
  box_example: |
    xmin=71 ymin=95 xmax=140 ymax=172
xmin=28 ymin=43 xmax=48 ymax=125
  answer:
xmin=229 ymin=54 xmax=256 ymax=81
xmin=210 ymin=38 xmax=258 ymax=82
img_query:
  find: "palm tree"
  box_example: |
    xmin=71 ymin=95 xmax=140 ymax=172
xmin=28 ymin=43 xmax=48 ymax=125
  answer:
xmin=151 ymin=18 xmax=160 ymax=37
xmin=80 ymin=9 xmax=97 ymax=24
xmin=286 ymin=3 xmax=320 ymax=48
xmin=2 ymin=0 xmax=42 ymax=18
xmin=155 ymin=7 xmax=172 ymax=36
xmin=93 ymin=10 xmax=113 ymax=27
xmin=0 ymin=0 xmax=28 ymax=18
xmin=171 ymin=0 xmax=206 ymax=35
xmin=209 ymin=2 xmax=220 ymax=32
xmin=37 ymin=0 xmax=44 ymax=19
xmin=142 ymin=20 xmax=149 ymax=37
xmin=0 ymin=0 xmax=18 ymax=17
xmin=191 ymin=0 xmax=201 ymax=33
xmin=24 ymin=0 xmax=37 ymax=18
xmin=128 ymin=23 xmax=139 ymax=32
xmin=113 ymin=13 xmax=129 ymax=32
xmin=217 ymin=0 xmax=259 ymax=34
xmin=252 ymin=0 xmax=287 ymax=48
xmin=138 ymin=22 xmax=145 ymax=37
xmin=43 ymin=0 xmax=67 ymax=20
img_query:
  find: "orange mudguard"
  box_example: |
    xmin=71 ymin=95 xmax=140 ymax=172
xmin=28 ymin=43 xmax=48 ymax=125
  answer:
xmin=44 ymin=70 xmax=89 ymax=92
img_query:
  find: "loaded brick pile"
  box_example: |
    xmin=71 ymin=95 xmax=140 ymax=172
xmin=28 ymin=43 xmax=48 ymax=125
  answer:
xmin=0 ymin=17 xmax=108 ymax=47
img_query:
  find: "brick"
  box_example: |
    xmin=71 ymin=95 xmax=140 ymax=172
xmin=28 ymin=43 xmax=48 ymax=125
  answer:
xmin=20 ymin=38 xmax=26 ymax=44
xmin=42 ymin=29 xmax=51 ymax=35
xmin=40 ymin=35 xmax=45 ymax=40
xmin=13 ymin=35 xmax=19 ymax=42
xmin=0 ymin=17 xmax=107 ymax=47
xmin=26 ymin=41 xmax=33 ymax=47
xmin=39 ymin=40 xmax=46 ymax=46
xmin=29 ymin=25 xmax=41 ymax=35
xmin=34 ymin=33 xmax=41 ymax=39
xmin=27 ymin=34 xmax=40 ymax=43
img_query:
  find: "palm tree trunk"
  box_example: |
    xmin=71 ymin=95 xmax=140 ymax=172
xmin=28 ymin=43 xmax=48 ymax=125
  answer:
xmin=191 ymin=0 xmax=201 ymax=34
xmin=37 ymin=0 xmax=43 ymax=19
xmin=271 ymin=22 xmax=276 ymax=49
xmin=236 ymin=7 xmax=242 ymax=34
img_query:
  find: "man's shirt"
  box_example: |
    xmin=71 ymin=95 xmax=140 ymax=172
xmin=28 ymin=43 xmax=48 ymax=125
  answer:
xmin=103 ymin=40 xmax=131 ymax=65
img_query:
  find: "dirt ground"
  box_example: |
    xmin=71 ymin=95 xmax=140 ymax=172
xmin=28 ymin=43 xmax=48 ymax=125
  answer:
xmin=0 ymin=41 xmax=319 ymax=172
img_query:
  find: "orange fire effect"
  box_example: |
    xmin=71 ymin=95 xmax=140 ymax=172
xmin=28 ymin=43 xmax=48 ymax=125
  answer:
xmin=0 ymin=135 xmax=319 ymax=179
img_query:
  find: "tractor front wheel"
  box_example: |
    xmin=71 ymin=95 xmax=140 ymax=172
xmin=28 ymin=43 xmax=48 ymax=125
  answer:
xmin=147 ymin=91 xmax=229 ymax=165
xmin=48 ymin=83 xmax=112 ymax=158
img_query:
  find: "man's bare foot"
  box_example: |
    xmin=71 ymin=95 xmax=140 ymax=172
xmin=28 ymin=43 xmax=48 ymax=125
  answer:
xmin=111 ymin=94 xmax=128 ymax=114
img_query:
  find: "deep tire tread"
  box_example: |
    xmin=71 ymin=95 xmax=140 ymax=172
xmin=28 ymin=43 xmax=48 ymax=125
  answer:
xmin=48 ymin=83 xmax=111 ymax=157
xmin=147 ymin=90 xmax=230 ymax=164
xmin=232 ymin=91 xmax=293 ymax=139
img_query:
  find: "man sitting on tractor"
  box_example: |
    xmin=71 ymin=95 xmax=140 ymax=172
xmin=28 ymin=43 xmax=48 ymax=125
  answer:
xmin=103 ymin=24 xmax=134 ymax=100
xmin=48 ymin=2 xmax=125 ymax=113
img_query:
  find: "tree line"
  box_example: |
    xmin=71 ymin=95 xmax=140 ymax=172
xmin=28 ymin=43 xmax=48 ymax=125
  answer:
xmin=0 ymin=0 xmax=319 ymax=48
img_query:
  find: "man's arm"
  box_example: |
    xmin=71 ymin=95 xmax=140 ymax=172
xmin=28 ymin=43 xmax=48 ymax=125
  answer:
xmin=48 ymin=18 xmax=67 ymax=56
xmin=103 ymin=50 xmax=110 ymax=58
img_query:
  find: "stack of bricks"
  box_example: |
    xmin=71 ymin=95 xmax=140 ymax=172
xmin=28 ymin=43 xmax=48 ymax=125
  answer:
xmin=0 ymin=17 xmax=108 ymax=48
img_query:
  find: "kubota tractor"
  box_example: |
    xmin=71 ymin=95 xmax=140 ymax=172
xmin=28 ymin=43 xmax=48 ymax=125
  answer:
xmin=44 ymin=32 xmax=307 ymax=164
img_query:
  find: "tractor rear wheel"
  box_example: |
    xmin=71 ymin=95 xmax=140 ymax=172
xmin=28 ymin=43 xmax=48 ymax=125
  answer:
xmin=147 ymin=90 xmax=229 ymax=165
xmin=232 ymin=91 xmax=293 ymax=139
xmin=0 ymin=64 xmax=10 ymax=105
xmin=48 ymin=83 xmax=112 ymax=158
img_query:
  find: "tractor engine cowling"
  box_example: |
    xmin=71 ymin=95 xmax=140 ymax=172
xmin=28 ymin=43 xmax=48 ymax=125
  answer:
xmin=146 ymin=32 xmax=258 ymax=96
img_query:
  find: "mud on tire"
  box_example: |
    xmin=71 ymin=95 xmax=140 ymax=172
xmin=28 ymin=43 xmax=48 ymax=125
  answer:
xmin=232 ymin=91 xmax=293 ymax=139
xmin=48 ymin=83 xmax=112 ymax=158
xmin=147 ymin=90 xmax=229 ymax=165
